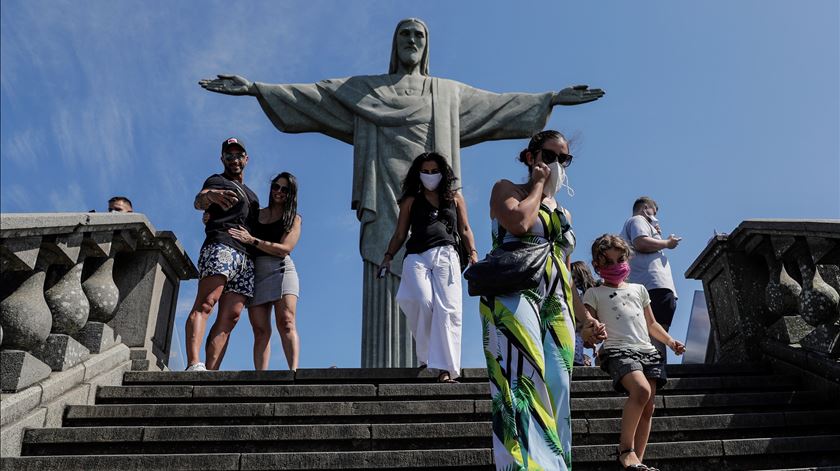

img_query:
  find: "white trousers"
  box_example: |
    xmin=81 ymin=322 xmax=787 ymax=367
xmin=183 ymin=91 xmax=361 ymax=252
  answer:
xmin=396 ymin=245 xmax=463 ymax=379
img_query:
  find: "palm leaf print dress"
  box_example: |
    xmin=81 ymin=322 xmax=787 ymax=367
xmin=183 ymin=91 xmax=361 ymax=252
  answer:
xmin=480 ymin=204 xmax=577 ymax=470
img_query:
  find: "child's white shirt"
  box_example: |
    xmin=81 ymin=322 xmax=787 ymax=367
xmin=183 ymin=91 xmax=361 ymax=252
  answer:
xmin=583 ymin=283 xmax=657 ymax=353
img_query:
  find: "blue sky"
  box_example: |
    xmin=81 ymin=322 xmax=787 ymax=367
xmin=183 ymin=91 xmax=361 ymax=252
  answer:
xmin=2 ymin=1 xmax=838 ymax=371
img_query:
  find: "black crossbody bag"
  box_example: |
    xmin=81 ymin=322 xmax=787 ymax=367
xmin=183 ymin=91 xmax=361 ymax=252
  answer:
xmin=464 ymin=230 xmax=555 ymax=297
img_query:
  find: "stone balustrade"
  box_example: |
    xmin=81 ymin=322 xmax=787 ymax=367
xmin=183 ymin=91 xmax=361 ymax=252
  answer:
xmin=686 ymin=220 xmax=840 ymax=379
xmin=1 ymin=213 xmax=197 ymax=393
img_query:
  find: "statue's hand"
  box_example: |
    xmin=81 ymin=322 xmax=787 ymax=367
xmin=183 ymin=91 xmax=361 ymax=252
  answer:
xmin=198 ymin=74 xmax=254 ymax=96
xmin=552 ymin=85 xmax=605 ymax=106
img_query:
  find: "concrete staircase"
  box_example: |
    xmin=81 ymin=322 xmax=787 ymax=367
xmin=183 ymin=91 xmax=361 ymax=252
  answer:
xmin=2 ymin=364 xmax=839 ymax=470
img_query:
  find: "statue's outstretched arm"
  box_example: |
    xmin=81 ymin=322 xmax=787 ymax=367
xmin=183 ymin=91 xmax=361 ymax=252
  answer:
xmin=198 ymin=74 xmax=257 ymax=96
xmin=551 ymin=85 xmax=605 ymax=106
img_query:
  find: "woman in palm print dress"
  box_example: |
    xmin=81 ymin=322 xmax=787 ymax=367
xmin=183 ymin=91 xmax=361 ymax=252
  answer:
xmin=481 ymin=130 xmax=606 ymax=470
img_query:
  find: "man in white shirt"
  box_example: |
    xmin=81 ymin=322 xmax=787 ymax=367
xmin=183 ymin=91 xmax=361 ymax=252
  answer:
xmin=620 ymin=196 xmax=682 ymax=361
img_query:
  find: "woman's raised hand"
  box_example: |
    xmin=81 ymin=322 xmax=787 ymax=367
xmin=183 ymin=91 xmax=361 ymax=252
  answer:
xmin=530 ymin=162 xmax=550 ymax=185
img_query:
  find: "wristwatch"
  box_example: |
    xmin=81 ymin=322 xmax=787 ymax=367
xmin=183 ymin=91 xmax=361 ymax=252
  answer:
xmin=252 ymin=238 xmax=260 ymax=246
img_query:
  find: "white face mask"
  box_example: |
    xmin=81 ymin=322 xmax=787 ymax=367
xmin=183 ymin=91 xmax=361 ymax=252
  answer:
xmin=420 ymin=172 xmax=442 ymax=191
xmin=543 ymin=162 xmax=563 ymax=196
xmin=644 ymin=207 xmax=659 ymax=224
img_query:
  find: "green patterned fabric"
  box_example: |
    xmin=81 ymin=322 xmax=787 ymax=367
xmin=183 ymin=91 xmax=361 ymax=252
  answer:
xmin=481 ymin=204 xmax=576 ymax=470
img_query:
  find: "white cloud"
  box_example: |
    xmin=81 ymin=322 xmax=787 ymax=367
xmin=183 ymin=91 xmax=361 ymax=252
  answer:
xmin=2 ymin=128 xmax=47 ymax=169
xmin=1 ymin=184 xmax=32 ymax=212
xmin=51 ymin=96 xmax=135 ymax=190
xmin=48 ymin=182 xmax=87 ymax=212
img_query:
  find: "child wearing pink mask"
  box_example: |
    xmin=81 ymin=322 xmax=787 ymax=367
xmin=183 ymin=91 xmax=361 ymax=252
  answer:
xmin=582 ymin=234 xmax=685 ymax=471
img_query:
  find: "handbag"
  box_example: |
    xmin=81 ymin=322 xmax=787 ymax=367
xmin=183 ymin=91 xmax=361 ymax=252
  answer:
xmin=452 ymin=231 xmax=470 ymax=272
xmin=464 ymin=240 xmax=552 ymax=297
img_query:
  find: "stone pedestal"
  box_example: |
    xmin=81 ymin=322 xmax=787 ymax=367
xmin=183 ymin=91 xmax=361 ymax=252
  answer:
xmin=800 ymin=322 xmax=840 ymax=354
xmin=31 ymin=334 xmax=90 ymax=371
xmin=361 ymin=261 xmax=416 ymax=368
xmin=0 ymin=350 xmax=51 ymax=392
xmin=766 ymin=316 xmax=814 ymax=344
xmin=73 ymin=322 xmax=121 ymax=354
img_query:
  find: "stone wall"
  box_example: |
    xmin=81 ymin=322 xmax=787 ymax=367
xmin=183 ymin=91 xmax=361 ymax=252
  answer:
xmin=0 ymin=212 xmax=196 ymax=456
xmin=686 ymin=219 xmax=840 ymax=387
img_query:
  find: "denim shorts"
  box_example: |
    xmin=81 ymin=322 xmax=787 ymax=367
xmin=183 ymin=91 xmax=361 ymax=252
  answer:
xmin=599 ymin=346 xmax=667 ymax=394
xmin=198 ymin=243 xmax=254 ymax=298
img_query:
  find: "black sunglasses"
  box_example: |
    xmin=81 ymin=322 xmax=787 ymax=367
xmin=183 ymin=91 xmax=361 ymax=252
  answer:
xmin=270 ymin=183 xmax=290 ymax=194
xmin=223 ymin=152 xmax=247 ymax=162
xmin=538 ymin=148 xmax=573 ymax=168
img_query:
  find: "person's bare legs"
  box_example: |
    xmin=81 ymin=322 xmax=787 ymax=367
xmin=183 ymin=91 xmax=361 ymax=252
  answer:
xmin=248 ymin=303 xmax=273 ymax=370
xmin=204 ymin=291 xmax=246 ymax=370
xmin=634 ymin=379 xmax=658 ymax=462
xmin=275 ymin=294 xmax=299 ymax=371
xmin=618 ymin=370 xmax=652 ymax=468
xmin=185 ymin=275 xmax=226 ymax=367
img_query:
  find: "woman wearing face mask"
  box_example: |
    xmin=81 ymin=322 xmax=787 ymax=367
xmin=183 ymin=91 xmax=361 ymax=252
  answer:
xmin=481 ymin=130 xmax=606 ymax=470
xmin=380 ymin=152 xmax=478 ymax=383
xmin=229 ymin=172 xmax=302 ymax=371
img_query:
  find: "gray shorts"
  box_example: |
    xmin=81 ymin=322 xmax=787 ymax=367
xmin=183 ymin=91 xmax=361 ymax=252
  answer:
xmin=250 ymin=255 xmax=299 ymax=306
xmin=600 ymin=346 xmax=666 ymax=394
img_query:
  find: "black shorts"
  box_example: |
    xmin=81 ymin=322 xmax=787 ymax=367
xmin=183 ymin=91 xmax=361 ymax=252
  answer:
xmin=600 ymin=346 xmax=667 ymax=394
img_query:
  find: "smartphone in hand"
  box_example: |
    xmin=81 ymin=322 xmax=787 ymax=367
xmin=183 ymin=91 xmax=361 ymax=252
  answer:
xmin=377 ymin=266 xmax=388 ymax=279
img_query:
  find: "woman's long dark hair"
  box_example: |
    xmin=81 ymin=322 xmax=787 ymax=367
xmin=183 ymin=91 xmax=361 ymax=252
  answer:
xmin=400 ymin=152 xmax=458 ymax=203
xmin=269 ymin=172 xmax=298 ymax=233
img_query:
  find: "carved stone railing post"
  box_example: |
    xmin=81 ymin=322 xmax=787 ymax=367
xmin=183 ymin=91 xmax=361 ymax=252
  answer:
xmin=110 ymin=229 xmax=195 ymax=370
xmin=687 ymin=220 xmax=840 ymax=368
xmin=76 ymin=231 xmax=122 ymax=354
xmin=0 ymin=236 xmax=52 ymax=391
xmin=32 ymin=232 xmax=93 ymax=371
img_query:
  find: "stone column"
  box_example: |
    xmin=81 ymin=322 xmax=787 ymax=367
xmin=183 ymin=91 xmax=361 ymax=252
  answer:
xmin=32 ymin=233 xmax=92 ymax=371
xmin=110 ymin=230 xmax=195 ymax=370
xmin=0 ymin=236 xmax=52 ymax=392
xmin=76 ymin=231 xmax=122 ymax=354
xmin=361 ymin=261 xmax=416 ymax=368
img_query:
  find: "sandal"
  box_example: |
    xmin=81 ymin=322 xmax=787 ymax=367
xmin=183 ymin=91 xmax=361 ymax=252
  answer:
xmin=615 ymin=448 xmax=647 ymax=470
xmin=436 ymin=371 xmax=458 ymax=383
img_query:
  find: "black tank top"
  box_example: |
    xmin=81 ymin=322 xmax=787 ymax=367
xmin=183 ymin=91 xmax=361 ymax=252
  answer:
xmin=252 ymin=217 xmax=290 ymax=243
xmin=405 ymin=194 xmax=456 ymax=255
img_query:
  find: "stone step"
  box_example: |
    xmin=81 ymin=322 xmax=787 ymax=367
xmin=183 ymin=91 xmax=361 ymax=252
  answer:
xmin=750 ymin=468 xmax=840 ymax=471
xmin=64 ymin=400 xmax=489 ymax=427
xmin=64 ymin=389 xmax=832 ymax=428
xmin=572 ymin=410 xmax=840 ymax=445
xmin=96 ymin=374 xmax=800 ymax=404
xmin=1 ymin=449 xmax=494 ymax=470
xmin=120 ymin=363 xmax=772 ymax=386
xmin=573 ymin=435 xmax=840 ymax=471
xmin=569 ymin=362 xmax=773 ymax=380
xmin=7 ymin=435 xmax=839 ymax=470
xmin=566 ymin=390 xmax=831 ymax=418
xmin=23 ymin=422 xmax=492 ymax=455
xmin=25 ymin=409 xmax=840 ymax=456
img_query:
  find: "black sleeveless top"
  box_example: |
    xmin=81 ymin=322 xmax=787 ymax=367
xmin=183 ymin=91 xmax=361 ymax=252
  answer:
xmin=252 ymin=215 xmax=296 ymax=244
xmin=405 ymin=194 xmax=457 ymax=255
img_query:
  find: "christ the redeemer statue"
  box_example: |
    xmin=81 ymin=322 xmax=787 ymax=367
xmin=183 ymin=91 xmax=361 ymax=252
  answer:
xmin=199 ymin=18 xmax=604 ymax=368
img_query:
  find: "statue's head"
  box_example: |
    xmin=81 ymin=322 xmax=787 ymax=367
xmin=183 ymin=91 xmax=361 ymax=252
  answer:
xmin=389 ymin=18 xmax=429 ymax=76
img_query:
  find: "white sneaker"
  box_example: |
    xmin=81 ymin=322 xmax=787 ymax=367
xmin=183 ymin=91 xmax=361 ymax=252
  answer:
xmin=185 ymin=362 xmax=207 ymax=372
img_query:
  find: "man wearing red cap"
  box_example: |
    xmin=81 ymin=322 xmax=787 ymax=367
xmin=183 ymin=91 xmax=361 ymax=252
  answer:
xmin=185 ymin=137 xmax=260 ymax=371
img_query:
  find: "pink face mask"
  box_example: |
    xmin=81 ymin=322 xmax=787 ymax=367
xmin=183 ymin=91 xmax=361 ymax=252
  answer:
xmin=597 ymin=261 xmax=630 ymax=285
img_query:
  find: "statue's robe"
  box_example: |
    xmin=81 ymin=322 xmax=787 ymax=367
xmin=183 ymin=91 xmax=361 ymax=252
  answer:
xmin=255 ymin=75 xmax=554 ymax=273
